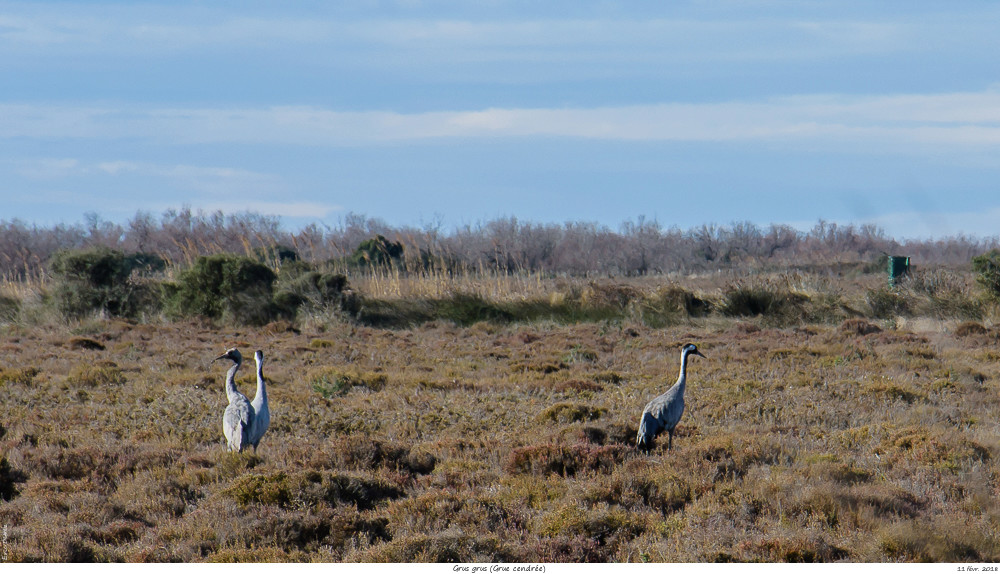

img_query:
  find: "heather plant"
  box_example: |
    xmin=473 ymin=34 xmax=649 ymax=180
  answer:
xmin=3 ymin=311 xmax=1000 ymax=562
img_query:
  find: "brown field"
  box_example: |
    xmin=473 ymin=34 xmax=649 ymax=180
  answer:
xmin=2 ymin=272 xmax=1000 ymax=562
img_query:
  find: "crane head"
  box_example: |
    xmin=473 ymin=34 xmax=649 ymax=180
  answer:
xmin=682 ymin=343 xmax=706 ymax=358
xmin=213 ymin=347 xmax=242 ymax=364
xmin=254 ymin=349 xmax=264 ymax=365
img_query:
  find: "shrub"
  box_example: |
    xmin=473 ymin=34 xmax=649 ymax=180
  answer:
xmin=972 ymin=249 xmax=1000 ymax=299
xmin=719 ymin=279 xmax=807 ymax=325
xmin=879 ymin=519 xmax=998 ymax=561
xmin=538 ymin=504 xmax=647 ymax=546
xmin=641 ymin=285 xmax=711 ymax=326
xmin=354 ymin=533 xmax=512 ymax=563
xmin=311 ymin=370 xmax=387 ymax=399
xmin=955 ymin=321 xmax=988 ymax=337
xmin=739 ymin=537 xmax=849 ymax=562
xmin=67 ymin=362 xmax=126 ymax=387
xmin=839 ymin=318 xmax=882 ymax=336
xmin=506 ymin=444 xmax=631 ymax=476
xmin=538 ymin=402 xmax=606 ymax=424
xmin=50 ymin=247 xmax=164 ymax=319
xmin=167 ymin=254 xmax=277 ymax=325
xmin=274 ymin=271 xmax=356 ymax=317
xmin=865 ymin=287 xmax=909 ymax=319
xmin=224 ymin=471 xmax=404 ymax=510
xmin=587 ymin=463 xmax=692 ymax=515
xmin=327 ymin=437 xmax=437 ymax=474
xmin=580 ymin=282 xmax=641 ymax=312
xmin=435 ymin=293 xmax=513 ymax=326
xmin=350 ymin=235 xmax=403 ymax=268
xmin=255 ymin=244 xmax=299 ymax=265
xmin=0 ymin=366 xmax=40 ymax=386
xmin=68 ymin=336 xmax=105 ymax=350
xmin=0 ymin=294 xmax=20 ymax=323
xmin=902 ymin=269 xmax=984 ymax=320
xmin=1 ymin=456 xmax=26 ymax=501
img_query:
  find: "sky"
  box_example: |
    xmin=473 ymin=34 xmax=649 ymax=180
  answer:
xmin=2 ymin=1 xmax=1000 ymax=239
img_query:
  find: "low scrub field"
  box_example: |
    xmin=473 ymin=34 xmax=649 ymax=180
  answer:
xmin=3 ymin=278 xmax=1000 ymax=562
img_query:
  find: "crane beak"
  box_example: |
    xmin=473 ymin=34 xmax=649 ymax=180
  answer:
xmin=212 ymin=352 xmax=228 ymax=362
xmin=694 ymin=350 xmax=706 ymax=358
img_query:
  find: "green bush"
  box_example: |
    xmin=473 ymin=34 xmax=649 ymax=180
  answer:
xmin=166 ymin=254 xmax=277 ymax=325
xmin=972 ymin=249 xmax=1000 ymax=299
xmin=351 ymin=235 xmax=403 ymax=268
xmin=274 ymin=271 xmax=356 ymax=317
xmin=49 ymin=247 xmax=165 ymax=319
xmin=255 ymin=244 xmax=299 ymax=266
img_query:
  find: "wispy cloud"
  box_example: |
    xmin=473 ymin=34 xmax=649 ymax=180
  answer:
xmin=0 ymin=8 xmax=927 ymax=64
xmin=3 ymin=90 xmax=1000 ymax=151
xmin=18 ymin=157 xmax=285 ymax=194
xmin=8 ymin=156 xmax=343 ymax=220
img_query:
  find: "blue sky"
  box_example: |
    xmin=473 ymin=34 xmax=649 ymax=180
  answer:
xmin=2 ymin=1 xmax=1000 ymax=239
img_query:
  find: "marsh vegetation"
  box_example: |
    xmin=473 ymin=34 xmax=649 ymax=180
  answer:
xmin=2 ymin=212 xmax=1000 ymax=562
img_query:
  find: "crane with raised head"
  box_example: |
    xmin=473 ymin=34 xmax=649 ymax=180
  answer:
xmin=636 ymin=343 xmax=706 ymax=451
xmin=213 ymin=348 xmax=255 ymax=453
xmin=249 ymin=349 xmax=270 ymax=451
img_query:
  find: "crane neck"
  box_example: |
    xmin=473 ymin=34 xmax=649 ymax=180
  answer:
xmin=225 ymin=359 xmax=241 ymax=401
xmin=255 ymin=361 xmax=267 ymax=400
xmin=677 ymin=349 xmax=691 ymax=385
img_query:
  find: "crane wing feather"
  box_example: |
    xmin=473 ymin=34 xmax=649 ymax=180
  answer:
xmin=224 ymin=399 xmax=254 ymax=452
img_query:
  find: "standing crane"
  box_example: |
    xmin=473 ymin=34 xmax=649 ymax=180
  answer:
xmin=636 ymin=343 xmax=706 ymax=451
xmin=213 ymin=348 xmax=255 ymax=453
xmin=249 ymin=349 xmax=270 ymax=451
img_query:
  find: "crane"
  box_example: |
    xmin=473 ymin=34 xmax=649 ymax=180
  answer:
xmin=249 ymin=349 xmax=270 ymax=451
xmin=636 ymin=343 xmax=706 ymax=451
xmin=213 ymin=348 xmax=255 ymax=453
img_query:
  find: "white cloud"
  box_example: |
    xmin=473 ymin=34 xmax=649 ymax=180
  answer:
xmin=3 ymin=90 xmax=1000 ymax=151
xmin=0 ymin=8 xmax=925 ymax=63
xmin=97 ymin=161 xmax=140 ymax=175
xmin=14 ymin=157 xmax=80 ymax=178
xmin=15 ymin=157 xmax=290 ymax=198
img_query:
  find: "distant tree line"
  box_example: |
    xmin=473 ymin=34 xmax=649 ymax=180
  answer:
xmin=1 ymin=208 xmax=998 ymax=282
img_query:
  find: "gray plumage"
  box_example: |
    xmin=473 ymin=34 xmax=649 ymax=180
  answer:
xmin=249 ymin=349 xmax=270 ymax=451
xmin=215 ymin=348 xmax=255 ymax=453
xmin=636 ymin=343 xmax=706 ymax=451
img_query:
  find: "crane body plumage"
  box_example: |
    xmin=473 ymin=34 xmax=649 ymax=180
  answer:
xmin=637 ymin=343 xmax=705 ymax=451
xmin=215 ymin=348 xmax=255 ymax=453
xmin=249 ymin=349 xmax=270 ymax=451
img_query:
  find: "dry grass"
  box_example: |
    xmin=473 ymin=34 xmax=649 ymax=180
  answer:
xmin=3 ymin=272 xmax=1000 ymax=562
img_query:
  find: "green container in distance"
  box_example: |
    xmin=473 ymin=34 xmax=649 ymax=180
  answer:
xmin=888 ymin=255 xmax=910 ymax=286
